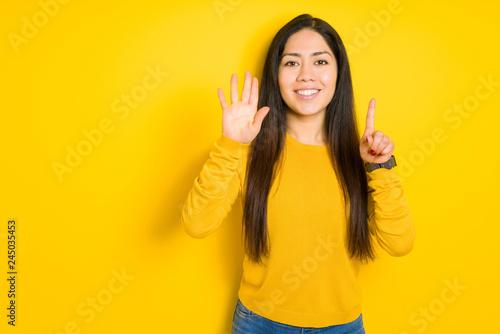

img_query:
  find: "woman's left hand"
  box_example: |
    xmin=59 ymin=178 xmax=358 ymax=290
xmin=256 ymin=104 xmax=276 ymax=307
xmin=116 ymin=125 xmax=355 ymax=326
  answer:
xmin=360 ymin=98 xmax=395 ymax=164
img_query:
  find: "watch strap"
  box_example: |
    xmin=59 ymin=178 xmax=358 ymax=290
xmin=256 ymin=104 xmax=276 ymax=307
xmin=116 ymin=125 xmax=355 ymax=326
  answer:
xmin=365 ymin=155 xmax=397 ymax=172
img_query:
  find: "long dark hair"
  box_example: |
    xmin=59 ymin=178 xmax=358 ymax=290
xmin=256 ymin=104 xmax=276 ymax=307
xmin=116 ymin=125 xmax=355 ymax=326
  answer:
xmin=242 ymin=14 xmax=375 ymax=266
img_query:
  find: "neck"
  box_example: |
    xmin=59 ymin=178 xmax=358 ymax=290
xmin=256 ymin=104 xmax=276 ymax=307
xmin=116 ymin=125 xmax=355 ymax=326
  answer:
xmin=286 ymin=109 xmax=327 ymax=146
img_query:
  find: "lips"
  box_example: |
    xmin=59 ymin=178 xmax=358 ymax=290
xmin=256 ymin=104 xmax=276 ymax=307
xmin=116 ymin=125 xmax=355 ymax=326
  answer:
xmin=294 ymin=89 xmax=321 ymax=100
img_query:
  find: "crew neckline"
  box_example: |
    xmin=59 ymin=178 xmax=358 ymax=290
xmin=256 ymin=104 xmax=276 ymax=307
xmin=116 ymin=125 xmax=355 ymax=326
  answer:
xmin=286 ymin=132 xmax=328 ymax=151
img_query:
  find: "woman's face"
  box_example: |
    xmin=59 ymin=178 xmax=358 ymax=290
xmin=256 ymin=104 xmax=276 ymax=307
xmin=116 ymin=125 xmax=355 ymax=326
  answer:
xmin=278 ymin=29 xmax=338 ymax=118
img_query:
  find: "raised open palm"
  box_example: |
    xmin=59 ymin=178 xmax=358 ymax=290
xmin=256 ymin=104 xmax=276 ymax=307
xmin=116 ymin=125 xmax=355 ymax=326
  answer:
xmin=218 ymin=71 xmax=270 ymax=145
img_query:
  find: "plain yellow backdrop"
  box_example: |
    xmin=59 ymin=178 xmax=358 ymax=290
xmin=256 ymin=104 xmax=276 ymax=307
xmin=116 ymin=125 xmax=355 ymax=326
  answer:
xmin=1 ymin=0 xmax=499 ymax=333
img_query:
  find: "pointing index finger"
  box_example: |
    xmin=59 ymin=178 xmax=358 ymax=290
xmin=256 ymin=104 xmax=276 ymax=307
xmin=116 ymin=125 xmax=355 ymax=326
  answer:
xmin=365 ymin=98 xmax=376 ymax=131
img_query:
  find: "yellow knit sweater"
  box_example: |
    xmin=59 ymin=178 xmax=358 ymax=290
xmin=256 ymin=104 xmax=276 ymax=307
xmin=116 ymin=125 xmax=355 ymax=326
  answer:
xmin=181 ymin=131 xmax=415 ymax=328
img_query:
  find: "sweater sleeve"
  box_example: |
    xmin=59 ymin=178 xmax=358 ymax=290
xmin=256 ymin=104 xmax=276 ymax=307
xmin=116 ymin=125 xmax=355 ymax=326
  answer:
xmin=181 ymin=132 xmax=250 ymax=238
xmin=366 ymin=167 xmax=415 ymax=257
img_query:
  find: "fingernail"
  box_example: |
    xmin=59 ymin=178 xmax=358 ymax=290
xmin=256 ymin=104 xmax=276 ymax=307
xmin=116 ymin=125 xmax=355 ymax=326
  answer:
xmin=377 ymin=153 xmax=382 ymax=156
xmin=370 ymin=150 xmax=375 ymax=155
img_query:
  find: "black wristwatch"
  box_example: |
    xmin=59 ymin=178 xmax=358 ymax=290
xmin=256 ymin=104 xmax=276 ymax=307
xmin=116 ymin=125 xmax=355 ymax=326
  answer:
xmin=364 ymin=155 xmax=397 ymax=172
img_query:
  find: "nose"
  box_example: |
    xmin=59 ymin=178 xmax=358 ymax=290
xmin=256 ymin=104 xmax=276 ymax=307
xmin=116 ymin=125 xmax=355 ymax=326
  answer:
xmin=296 ymin=63 xmax=315 ymax=82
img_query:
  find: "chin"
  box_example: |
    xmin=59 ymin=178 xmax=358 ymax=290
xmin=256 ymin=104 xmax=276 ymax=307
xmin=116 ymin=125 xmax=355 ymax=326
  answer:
xmin=289 ymin=106 xmax=327 ymax=116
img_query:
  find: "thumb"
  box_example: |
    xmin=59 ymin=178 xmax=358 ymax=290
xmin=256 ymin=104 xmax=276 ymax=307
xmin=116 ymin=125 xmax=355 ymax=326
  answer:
xmin=364 ymin=134 xmax=372 ymax=146
xmin=252 ymin=106 xmax=270 ymax=128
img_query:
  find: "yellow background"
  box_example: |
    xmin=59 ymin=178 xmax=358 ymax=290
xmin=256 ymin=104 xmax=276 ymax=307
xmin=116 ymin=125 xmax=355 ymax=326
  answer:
xmin=1 ymin=0 xmax=499 ymax=333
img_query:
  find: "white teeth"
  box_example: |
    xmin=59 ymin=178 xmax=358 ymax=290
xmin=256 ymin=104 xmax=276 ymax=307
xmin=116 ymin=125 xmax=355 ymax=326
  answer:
xmin=297 ymin=89 xmax=319 ymax=96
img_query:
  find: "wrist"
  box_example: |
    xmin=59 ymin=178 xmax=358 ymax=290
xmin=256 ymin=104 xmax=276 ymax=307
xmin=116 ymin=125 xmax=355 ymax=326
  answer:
xmin=364 ymin=155 xmax=397 ymax=173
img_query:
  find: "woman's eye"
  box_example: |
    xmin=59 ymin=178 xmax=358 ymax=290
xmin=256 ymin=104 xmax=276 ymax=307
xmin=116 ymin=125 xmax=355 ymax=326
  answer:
xmin=283 ymin=60 xmax=328 ymax=66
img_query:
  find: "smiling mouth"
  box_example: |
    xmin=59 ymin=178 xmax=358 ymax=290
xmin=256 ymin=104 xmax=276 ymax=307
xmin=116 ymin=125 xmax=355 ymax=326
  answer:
xmin=294 ymin=89 xmax=320 ymax=99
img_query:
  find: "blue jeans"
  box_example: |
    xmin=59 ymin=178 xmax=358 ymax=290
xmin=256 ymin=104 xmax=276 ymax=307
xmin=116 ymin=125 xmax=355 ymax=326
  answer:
xmin=232 ymin=298 xmax=366 ymax=334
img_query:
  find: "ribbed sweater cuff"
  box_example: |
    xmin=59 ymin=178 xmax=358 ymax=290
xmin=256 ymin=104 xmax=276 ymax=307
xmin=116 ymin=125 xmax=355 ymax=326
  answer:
xmin=215 ymin=132 xmax=251 ymax=157
xmin=366 ymin=167 xmax=400 ymax=181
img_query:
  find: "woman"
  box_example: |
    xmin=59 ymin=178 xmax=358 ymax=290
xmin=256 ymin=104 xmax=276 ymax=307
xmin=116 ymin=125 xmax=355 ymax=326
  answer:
xmin=181 ymin=13 xmax=415 ymax=333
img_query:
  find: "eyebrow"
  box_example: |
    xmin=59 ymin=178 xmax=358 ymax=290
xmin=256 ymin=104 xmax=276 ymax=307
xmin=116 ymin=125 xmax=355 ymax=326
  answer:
xmin=280 ymin=51 xmax=333 ymax=60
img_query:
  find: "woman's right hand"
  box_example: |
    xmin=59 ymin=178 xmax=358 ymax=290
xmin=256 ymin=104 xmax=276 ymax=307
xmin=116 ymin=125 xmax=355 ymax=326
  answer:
xmin=217 ymin=71 xmax=271 ymax=145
